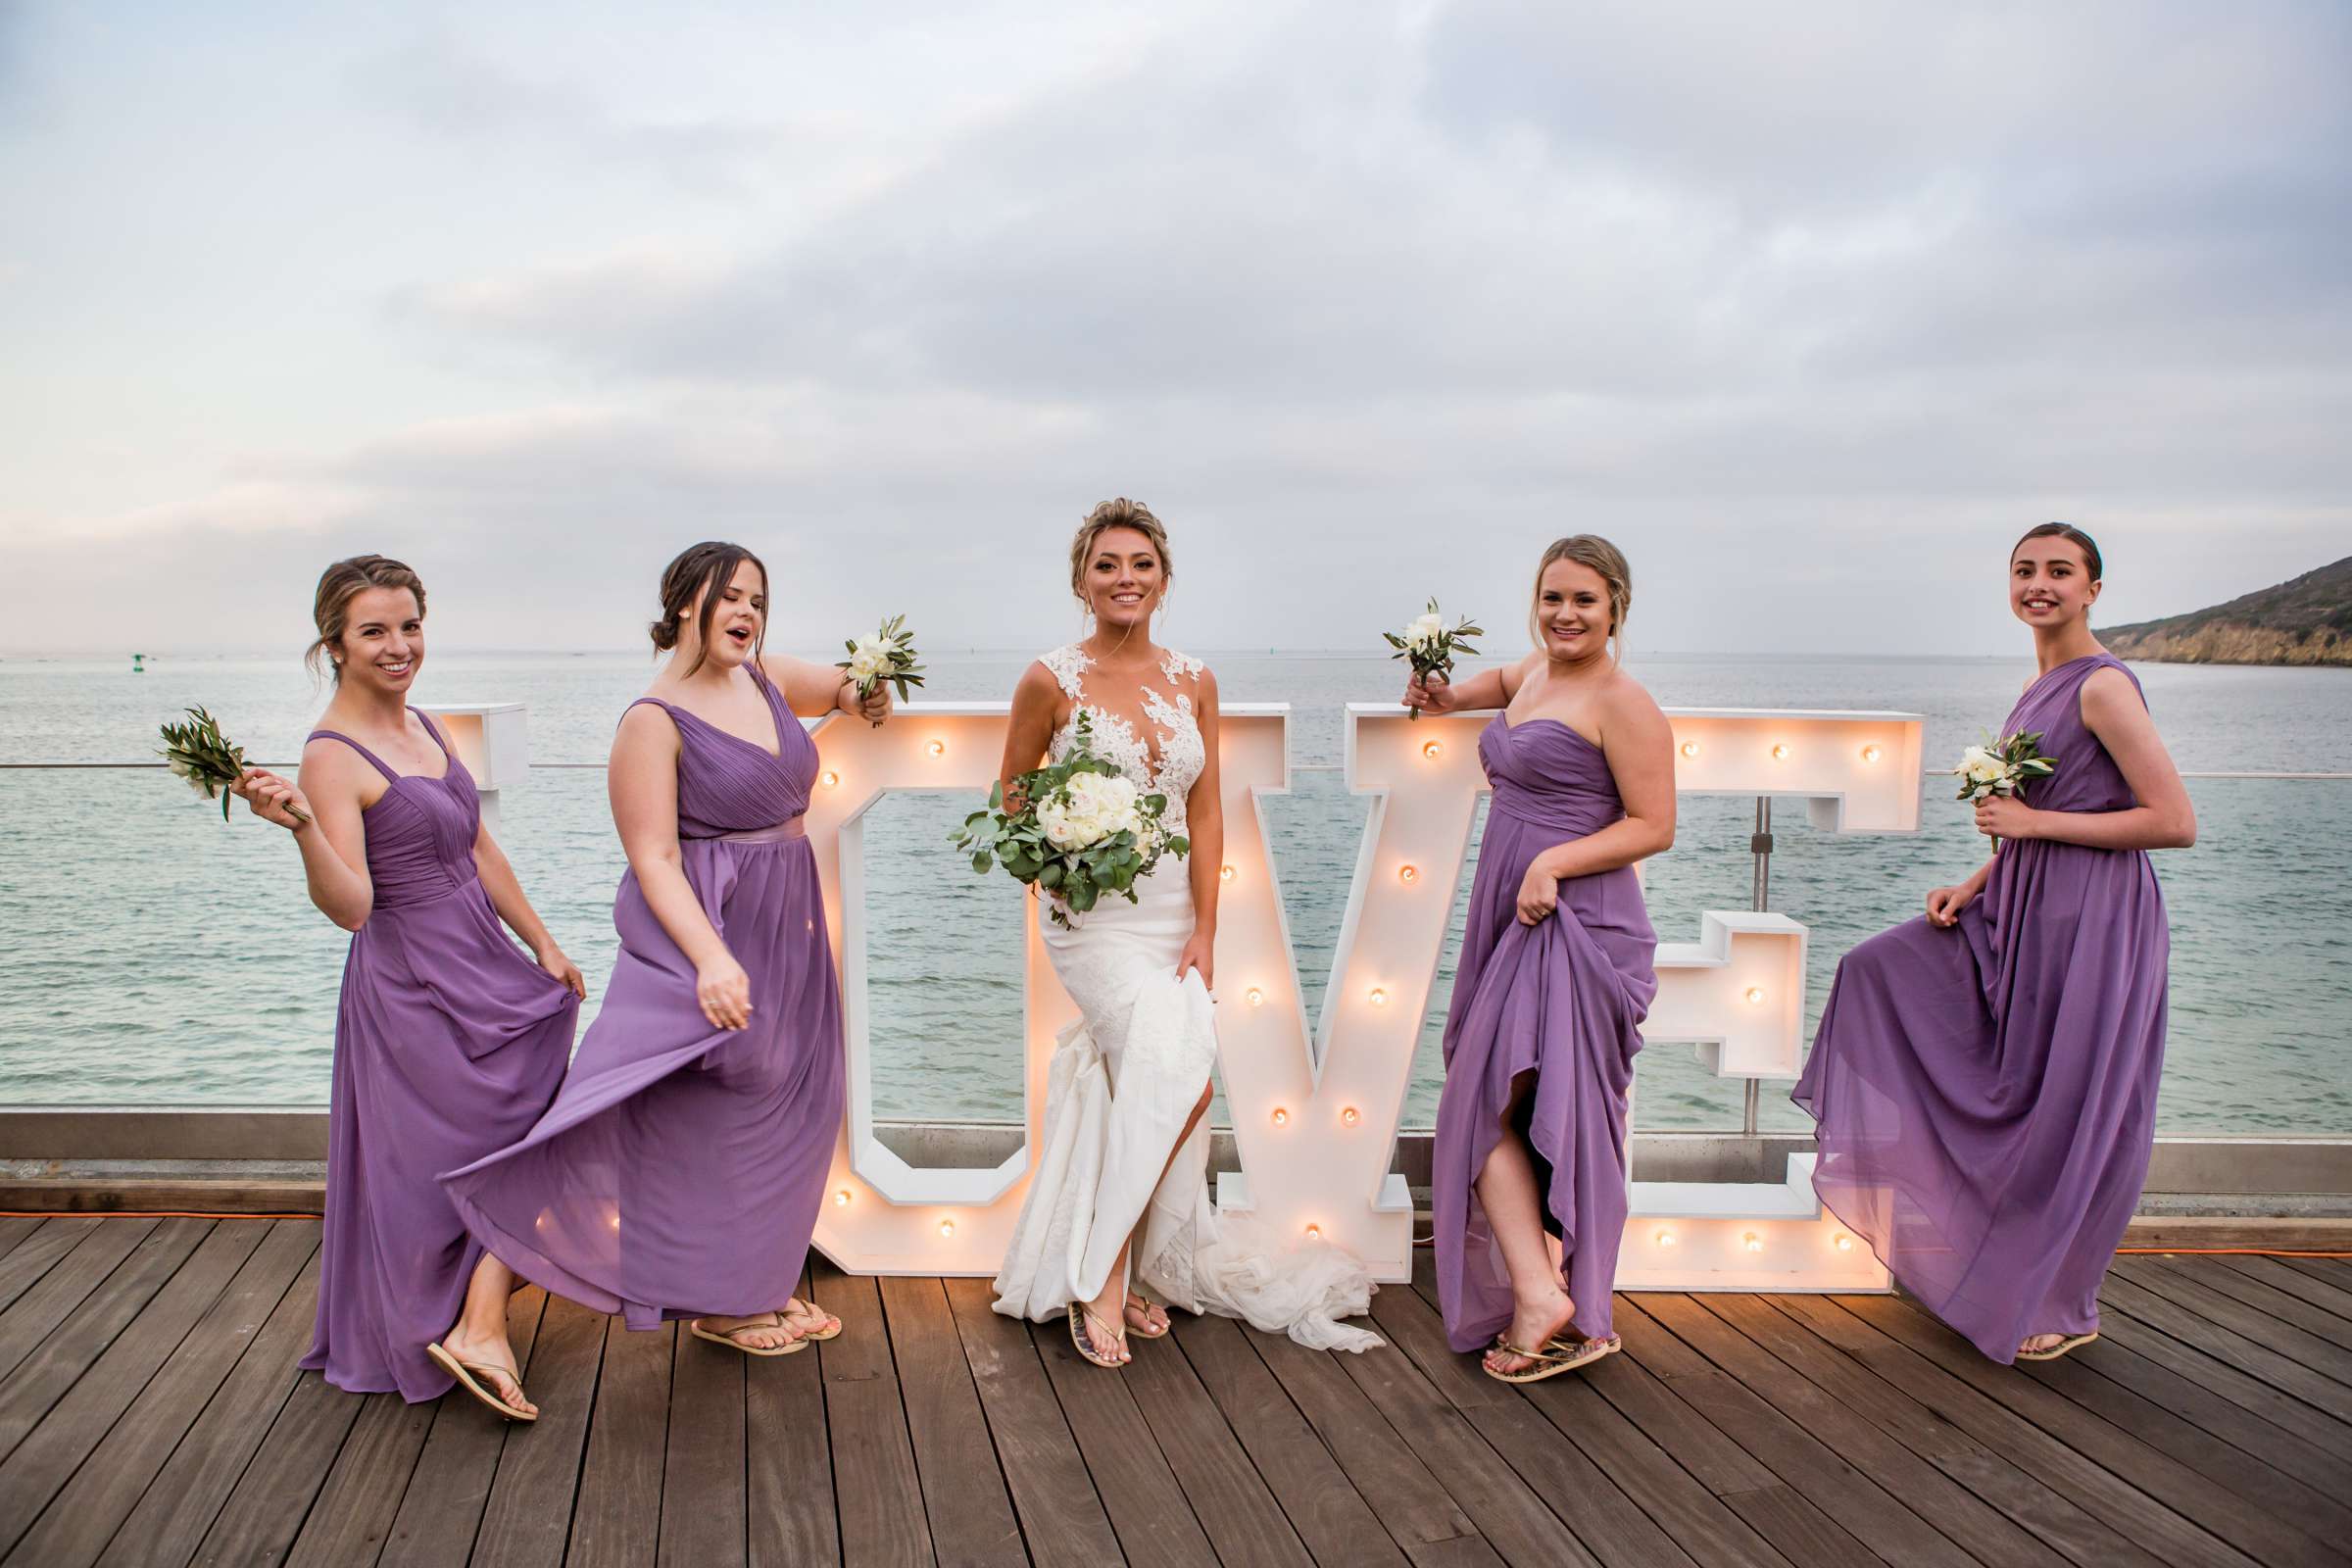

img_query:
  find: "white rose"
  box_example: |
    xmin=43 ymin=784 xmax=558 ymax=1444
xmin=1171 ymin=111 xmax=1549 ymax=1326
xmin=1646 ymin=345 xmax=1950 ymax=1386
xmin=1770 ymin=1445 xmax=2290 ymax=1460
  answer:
xmin=1038 ymin=797 xmax=1098 ymax=852
xmin=847 ymin=639 xmax=891 ymax=681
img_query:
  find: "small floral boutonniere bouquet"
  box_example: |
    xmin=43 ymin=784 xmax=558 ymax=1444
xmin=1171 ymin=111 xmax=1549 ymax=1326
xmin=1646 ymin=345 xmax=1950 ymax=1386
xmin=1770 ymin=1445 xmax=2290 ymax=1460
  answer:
xmin=949 ymin=713 xmax=1188 ymax=927
xmin=838 ymin=613 xmax=924 ymax=723
xmin=158 ymin=707 xmax=307 ymax=824
xmin=1953 ymin=729 xmax=2057 ymax=850
xmin=1384 ymin=598 xmax=1484 ymax=719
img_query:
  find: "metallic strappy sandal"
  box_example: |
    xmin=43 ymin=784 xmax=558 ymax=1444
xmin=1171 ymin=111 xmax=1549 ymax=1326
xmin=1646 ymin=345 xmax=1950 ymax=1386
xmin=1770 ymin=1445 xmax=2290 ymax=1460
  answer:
xmin=1482 ymin=1333 xmax=1621 ymax=1385
xmin=1122 ymin=1291 xmax=1171 ymax=1340
xmin=688 ymin=1312 xmax=808 ymax=1357
xmin=1068 ymin=1302 xmax=1129 ymax=1368
xmin=2016 ymin=1331 xmax=2097 ymax=1362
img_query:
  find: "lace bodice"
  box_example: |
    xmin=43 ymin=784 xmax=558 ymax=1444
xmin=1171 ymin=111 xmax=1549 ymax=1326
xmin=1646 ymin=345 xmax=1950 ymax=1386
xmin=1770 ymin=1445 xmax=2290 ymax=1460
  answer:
xmin=1040 ymin=643 xmax=1207 ymax=831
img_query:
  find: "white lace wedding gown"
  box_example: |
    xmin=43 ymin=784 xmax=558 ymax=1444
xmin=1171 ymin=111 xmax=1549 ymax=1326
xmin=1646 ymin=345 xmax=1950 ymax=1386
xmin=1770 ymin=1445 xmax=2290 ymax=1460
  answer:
xmin=991 ymin=644 xmax=1380 ymax=1352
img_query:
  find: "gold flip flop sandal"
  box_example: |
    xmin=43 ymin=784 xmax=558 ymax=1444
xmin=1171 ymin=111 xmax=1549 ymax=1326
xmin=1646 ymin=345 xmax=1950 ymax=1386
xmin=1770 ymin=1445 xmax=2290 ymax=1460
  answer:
xmin=2016 ymin=1331 xmax=2098 ymax=1362
xmin=426 ymin=1341 xmax=537 ymax=1421
xmin=1068 ymin=1302 xmax=1129 ymax=1368
xmin=689 ymin=1312 xmax=808 ymax=1357
xmin=1122 ymin=1292 xmax=1171 ymax=1340
xmin=1483 ymin=1333 xmax=1622 ymax=1385
xmin=777 ymin=1298 xmax=841 ymax=1343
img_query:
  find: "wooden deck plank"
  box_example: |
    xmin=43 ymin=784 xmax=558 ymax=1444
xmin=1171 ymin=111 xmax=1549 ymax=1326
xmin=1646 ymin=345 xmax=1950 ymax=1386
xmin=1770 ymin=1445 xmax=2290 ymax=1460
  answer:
xmin=283 ymin=1392 xmax=436 ymax=1566
xmin=2090 ymin=1285 xmax=2352 ymax=1478
xmin=1372 ymin=1273 xmax=1710 ymax=1568
xmin=1845 ymin=1291 xmax=2341 ymax=1568
xmin=87 ymin=1245 xmax=319 ymax=1568
xmin=182 ymin=1362 xmax=365 ymax=1566
xmin=2111 ymin=1257 xmax=2352 ymax=1388
xmin=1120 ymin=1324 xmax=1317 ymax=1568
xmin=375 ymin=1285 xmax=549 ymax=1568
xmin=812 ymin=1261 xmax=934 ymax=1568
xmin=1774 ymin=1293 xmax=2238 ymax=1568
xmin=941 ymin=1277 xmax=1116 ymax=1568
xmin=1323 ymin=1317 xmax=1603 ymax=1568
xmin=1170 ymin=1311 xmax=1411 ymax=1568
xmin=0 ymin=1219 xmax=46 ymax=1266
xmin=2211 ymin=1254 xmax=2352 ymax=1325
xmin=750 ymin=1268 xmax=841 ymax=1568
xmin=2270 ymin=1254 xmax=2352 ymax=1293
xmin=2097 ymin=1269 xmax=2352 ymax=1423
xmin=2157 ymin=1255 xmax=2352 ymax=1350
xmin=1034 ymin=1305 xmax=1218 ymax=1568
xmin=564 ymin=1316 xmax=672 ymax=1568
xmin=0 ymin=1217 xmax=288 ymax=1561
xmin=466 ymin=1292 xmax=607 ymax=1568
xmin=877 ymin=1274 xmax=1023 ymax=1568
xmin=1244 ymin=1321 xmax=1494 ymax=1566
xmin=0 ymin=1216 xmax=215 ymax=1461
xmin=660 ymin=1320 xmax=746 ymax=1568
xmin=0 ymin=1218 xmax=102 ymax=1316
xmin=0 ymin=1218 xmax=158 ymax=1383
xmin=1629 ymin=1293 xmax=2031 ymax=1568
xmin=1715 ymin=1292 xmax=2161 ymax=1568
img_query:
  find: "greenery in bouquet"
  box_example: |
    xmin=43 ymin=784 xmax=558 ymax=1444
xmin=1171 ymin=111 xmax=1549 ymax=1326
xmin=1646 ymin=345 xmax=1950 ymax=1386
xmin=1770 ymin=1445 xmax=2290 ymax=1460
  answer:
xmin=838 ymin=613 xmax=925 ymax=710
xmin=157 ymin=707 xmax=307 ymax=824
xmin=949 ymin=713 xmax=1188 ymax=927
xmin=1383 ymin=598 xmax=1484 ymax=718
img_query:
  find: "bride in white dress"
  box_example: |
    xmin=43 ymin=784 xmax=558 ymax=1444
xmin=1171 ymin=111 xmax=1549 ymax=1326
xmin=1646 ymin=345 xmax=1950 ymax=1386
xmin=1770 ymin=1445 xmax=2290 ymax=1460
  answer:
xmin=990 ymin=498 xmax=1380 ymax=1367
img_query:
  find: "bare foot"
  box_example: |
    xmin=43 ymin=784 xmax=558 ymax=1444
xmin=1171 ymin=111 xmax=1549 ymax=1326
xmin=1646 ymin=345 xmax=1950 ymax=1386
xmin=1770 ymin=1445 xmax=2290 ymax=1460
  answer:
xmin=1079 ymin=1281 xmax=1130 ymax=1364
xmin=776 ymin=1298 xmax=840 ymax=1339
xmin=696 ymin=1311 xmax=801 ymax=1352
xmin=439 ymin=1325 xmax=538 ymax=1418
xmin=1122 ymin=1292 xmax=1170 ymax=1337
xmin=1482 ymin=1288 xmax=1575 ymax=1379
xmin=2020 ymin=1333 xmax=2066 ymax=1356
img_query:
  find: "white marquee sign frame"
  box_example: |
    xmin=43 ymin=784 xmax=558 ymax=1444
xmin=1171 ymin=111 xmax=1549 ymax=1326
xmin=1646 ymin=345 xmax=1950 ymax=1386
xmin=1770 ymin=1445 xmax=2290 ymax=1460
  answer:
xmin=798 ymin=702 xmax=1922 ymax=1292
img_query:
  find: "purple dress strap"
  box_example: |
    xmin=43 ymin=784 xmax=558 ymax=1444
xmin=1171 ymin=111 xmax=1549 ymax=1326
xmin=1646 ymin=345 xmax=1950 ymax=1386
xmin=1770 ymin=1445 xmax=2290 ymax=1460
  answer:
xmin=307 ymin=728 xmax=401 ymax=783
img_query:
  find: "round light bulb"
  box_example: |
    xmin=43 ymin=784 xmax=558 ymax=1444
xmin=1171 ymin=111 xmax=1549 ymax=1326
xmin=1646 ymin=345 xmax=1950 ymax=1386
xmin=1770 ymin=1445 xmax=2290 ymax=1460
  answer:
xmin=1742 ymin=1232 xmax=1763 ymax=1252
xmin=1271 ymin=1107 xmax=1289 ymax=1126
xmin=1860 ymin=744 xmax=1882 ymax=763
xmin=1744 ymin=987 xmax=1765 ymax=1005
xmin=1834 ymin=1233 xmax=1854 ymax=1251
xmin=1219 ymin=862 xmax=1236 ymax=882
xmin=1368 ymin=988 xmax=1388 ymax=1006
xmin=1341 ymin=1106 xmax=1360 ymax=1127
xmin=819 ymin=769 xmax=841 ymax=789
xmin=833 ymin=1189 xmax=851 ymax=1207
xmin=1422 ymin=741 xmax=1443 ymax=760
xmin=1245 ymin=987 xmax=1264 ymax=1006
xmin=1655 ymin=1230 xmax=1677 ymax=1248
xmin=1771 ymin=744 xmax=1790 ymax=761
xmin=1679 ymin=741 xmax=1699 ymax=760
xmin=1397 ymin=864 xmax=1418 ymax=884
xmin=939 ymin=1218 xmax=956 ymax=1239
xmin=1303 ymin=1224 xmax=1322 ymax=1241
xmin=926 ymin=739 xmax=946 ymax=758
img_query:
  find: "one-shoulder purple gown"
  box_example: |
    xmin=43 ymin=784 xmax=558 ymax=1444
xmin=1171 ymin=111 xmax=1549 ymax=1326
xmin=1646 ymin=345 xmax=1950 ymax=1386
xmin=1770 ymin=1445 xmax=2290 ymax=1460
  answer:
xmin=1792 ymin=653 xmax=2170 ymax=1363
xmin=442 ymin=667 xmax=844 ymax=1328
xmin=304 ymin=710 xmax=577 ymax=1401
xmin=1432 ymin=716 xmax=1658 ymax=1353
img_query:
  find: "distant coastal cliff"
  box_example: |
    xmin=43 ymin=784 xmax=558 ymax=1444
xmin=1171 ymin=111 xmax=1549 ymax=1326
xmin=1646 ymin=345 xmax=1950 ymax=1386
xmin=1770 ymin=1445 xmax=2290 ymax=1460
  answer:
xmin=2104 ymin=556 xmax=2351 ymax=666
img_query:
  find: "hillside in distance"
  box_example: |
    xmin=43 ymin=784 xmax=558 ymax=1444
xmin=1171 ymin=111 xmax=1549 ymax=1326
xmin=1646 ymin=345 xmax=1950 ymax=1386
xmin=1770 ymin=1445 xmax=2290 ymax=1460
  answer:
xmin=2104 ymin=556 xmax=2352 ymax=666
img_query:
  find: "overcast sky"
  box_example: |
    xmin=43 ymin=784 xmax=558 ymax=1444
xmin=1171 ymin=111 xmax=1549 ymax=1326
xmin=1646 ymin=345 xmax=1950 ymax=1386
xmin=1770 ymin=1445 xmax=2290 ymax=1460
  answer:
xmin=3 ymin=1 xmax=2345 ymax=658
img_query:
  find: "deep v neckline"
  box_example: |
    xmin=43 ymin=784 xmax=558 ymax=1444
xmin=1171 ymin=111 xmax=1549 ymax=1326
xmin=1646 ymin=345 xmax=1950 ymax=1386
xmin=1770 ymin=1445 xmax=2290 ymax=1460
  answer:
xmin=663 ymin=670 xmax=786 ymax=760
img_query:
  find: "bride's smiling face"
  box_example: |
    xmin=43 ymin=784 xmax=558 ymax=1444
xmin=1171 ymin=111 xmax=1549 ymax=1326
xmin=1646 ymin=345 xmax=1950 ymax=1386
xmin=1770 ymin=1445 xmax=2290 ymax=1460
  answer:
xmin=1082 ymin=527 xmax=1165 ymax=630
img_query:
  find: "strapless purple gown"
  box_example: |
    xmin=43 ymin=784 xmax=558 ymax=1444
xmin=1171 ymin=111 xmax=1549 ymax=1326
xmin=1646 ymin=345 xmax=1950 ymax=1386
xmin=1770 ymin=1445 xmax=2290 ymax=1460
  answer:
xmin=303 ymin=710 xmax=577 ymax=1401
xmin=442 ymin=667 xmax=844 ymax=1328
xmin=1432 ymin=716 xmax=1658 ymax=1352
xmin=1793 ymin=653 xmax=2170 ymax=1363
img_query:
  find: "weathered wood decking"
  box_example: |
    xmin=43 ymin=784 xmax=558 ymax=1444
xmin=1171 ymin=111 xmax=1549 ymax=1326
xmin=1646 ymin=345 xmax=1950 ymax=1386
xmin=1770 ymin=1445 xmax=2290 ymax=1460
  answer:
xmin=0 ymin=1216 xmax=2348 ymax=1566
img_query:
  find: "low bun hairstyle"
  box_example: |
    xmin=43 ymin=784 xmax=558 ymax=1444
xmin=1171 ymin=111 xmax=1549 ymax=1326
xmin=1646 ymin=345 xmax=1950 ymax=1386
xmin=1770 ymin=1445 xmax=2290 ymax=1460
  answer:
xmin=652 ymin=541 xmax=768 ymax=676
xmin=1531 ymin=534 xmax=1633 ymax=658
xmin=1068 ymin=498 xmax=1173 ymax=609
xmin=2012 ymin=522 xmax=2103 ymax=582
xmin=308 ymin=555 xmax=427 ymax=682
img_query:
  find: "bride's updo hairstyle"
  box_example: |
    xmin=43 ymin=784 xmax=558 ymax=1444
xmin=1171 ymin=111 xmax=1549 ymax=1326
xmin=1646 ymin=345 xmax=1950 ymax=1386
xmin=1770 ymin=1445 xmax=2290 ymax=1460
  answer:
xmin=308 ymin=554 xmax=427 ymax=682
xmin=1531 ymin=534 xmax=1633 ymax=660
xmin=2012 ymin=521 xmax=2103 ymax=582
xmin=1067 ymin=498 xmax=1173 ymax=609
xmin=651 ymin=540 xmax=769 ymax=676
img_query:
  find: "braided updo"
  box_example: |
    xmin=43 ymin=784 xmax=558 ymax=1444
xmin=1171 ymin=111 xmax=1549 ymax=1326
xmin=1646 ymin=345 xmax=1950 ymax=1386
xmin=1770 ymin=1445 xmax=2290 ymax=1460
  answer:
xmin=652 ymin=541 xmax=768 ymax=675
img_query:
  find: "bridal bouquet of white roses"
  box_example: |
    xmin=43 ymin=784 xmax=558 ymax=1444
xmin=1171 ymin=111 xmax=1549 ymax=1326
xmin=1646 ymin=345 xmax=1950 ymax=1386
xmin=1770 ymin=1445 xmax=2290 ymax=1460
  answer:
xmin=1953 ymin=729 xmax=2058 ymax=850
xmin=837 ymin=613 xmax=924 ymax=723
xmin=1384 ymin=598 xmax=1483 ymax=719
xmin=949 ymin=712 xmax=1188 ymax=927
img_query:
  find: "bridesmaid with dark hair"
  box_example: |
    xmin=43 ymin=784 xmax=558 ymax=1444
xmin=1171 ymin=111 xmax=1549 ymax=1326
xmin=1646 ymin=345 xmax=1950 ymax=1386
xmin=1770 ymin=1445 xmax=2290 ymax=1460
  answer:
xmin=1793 ymin=523 xmax=2193 ymax=1363
xmin=444 ymin=543 xmax=891 ymax=1355
xmin=1406 ymin=535 xmax=1674 ymax=1382
xmin=231 ymin=555 xmax=584 ymax=1419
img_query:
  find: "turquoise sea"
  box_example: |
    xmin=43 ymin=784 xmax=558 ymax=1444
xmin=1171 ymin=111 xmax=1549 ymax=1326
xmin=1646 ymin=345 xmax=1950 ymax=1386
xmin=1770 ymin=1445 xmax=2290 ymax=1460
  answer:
xmin=1 ymin=649 xmax=2346 ymax=1135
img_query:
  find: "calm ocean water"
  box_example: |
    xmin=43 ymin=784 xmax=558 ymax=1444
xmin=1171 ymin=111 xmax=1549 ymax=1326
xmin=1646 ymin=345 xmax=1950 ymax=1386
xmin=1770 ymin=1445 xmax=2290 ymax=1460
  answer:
xmin=2 ymin=649 xmax=2346 ymax=1135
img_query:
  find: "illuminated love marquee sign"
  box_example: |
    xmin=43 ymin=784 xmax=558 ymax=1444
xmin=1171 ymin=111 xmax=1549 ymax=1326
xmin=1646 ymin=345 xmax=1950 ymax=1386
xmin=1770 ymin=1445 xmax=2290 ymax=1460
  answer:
xmin=797 ymin=702 xmax=1922 ymax=1292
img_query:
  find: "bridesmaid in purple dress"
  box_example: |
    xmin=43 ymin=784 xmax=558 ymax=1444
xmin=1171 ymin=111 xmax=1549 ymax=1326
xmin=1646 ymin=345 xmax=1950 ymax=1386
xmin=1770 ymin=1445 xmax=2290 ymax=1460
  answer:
xmin=1793 ymin=524 xmax=2194 ymax=1364
xmin=232 ymin=556 xmax=585 ymax=1420
xmin=443 ymin=543 xmax=891 ymax=1355
xmin=1406 ymin=536 xmax=1675 ymax=1382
